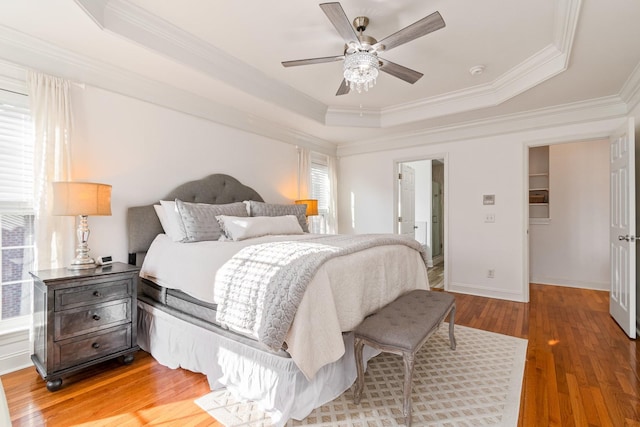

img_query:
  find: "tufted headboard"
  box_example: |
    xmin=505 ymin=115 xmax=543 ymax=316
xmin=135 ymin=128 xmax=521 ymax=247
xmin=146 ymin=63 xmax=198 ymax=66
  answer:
xmin=127 ymin=174 xmax=263 ymax=264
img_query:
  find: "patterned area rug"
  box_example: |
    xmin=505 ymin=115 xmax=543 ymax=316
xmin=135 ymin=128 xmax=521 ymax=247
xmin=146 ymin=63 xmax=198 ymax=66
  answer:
xmin=195 ymin=325 xmax=527 ymax=426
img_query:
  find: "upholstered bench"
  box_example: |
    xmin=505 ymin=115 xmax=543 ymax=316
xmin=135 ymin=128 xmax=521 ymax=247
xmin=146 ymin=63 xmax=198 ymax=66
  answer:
xmin=353 ymin=289 xmax=456 ymax=427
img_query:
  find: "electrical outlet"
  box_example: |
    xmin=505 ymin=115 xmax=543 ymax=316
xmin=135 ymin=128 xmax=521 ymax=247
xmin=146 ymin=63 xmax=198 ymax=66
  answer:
xmin=487 ymin=269 xmax=495 ymax=278
xmin=485 ymin=213 xmax=495 ymax=223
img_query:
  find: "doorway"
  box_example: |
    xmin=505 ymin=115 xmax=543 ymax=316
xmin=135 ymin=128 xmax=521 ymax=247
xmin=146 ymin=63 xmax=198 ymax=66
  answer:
xmin=397 ymin=157 xmax=447 ymax=290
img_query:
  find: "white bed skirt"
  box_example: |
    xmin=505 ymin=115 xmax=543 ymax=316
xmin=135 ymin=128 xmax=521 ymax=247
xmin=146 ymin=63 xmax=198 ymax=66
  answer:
xmin=137 ymin=300 xmax=377 ymax=426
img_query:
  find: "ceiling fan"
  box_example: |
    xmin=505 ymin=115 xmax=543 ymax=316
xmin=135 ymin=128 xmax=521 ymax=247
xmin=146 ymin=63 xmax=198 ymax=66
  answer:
xmin=282 ymin=2 xmax=445 ymax=96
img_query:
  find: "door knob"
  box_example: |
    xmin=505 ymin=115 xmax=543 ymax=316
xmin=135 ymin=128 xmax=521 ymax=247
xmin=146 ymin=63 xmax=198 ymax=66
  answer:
xmin=618 ymin=235 xmax=640 ymax=242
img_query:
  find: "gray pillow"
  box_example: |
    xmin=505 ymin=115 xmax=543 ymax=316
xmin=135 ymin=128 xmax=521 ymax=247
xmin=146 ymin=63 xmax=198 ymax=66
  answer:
xmin=175 ymin=199 xmax=248 ymax=242
xmin=246 ymin=201 xmax=309 ymax=232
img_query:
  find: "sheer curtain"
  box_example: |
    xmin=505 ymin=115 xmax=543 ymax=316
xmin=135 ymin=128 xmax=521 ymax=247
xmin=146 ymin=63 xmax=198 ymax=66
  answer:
xmin=326 ymin=155 xmax=339 ymax=234
xmin=27 ymin=71 xmax=73 ymax=270
xmin=297 ymin=146 xmax=311 ymax=200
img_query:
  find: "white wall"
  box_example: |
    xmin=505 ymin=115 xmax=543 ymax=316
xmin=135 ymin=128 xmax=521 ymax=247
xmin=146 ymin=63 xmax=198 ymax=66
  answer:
xmin=70 ymin=85 xmax=299 ymax=264
xmin=338 ymin=118 xmax=625 ymax=302
xmin=529 ymin=140 xmax=610 ymax=290
xmin=340 ymin=135 xmax=525 ymax=301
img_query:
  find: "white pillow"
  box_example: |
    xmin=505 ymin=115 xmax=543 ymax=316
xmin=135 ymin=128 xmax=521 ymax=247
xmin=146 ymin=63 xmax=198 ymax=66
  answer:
xmin=217 ymin=215 xmax=303 ymax=241
xmin=153 ymin=204 xmax=166 ymax=229
xmin=159 ymin=200 xmax=187 ymax=242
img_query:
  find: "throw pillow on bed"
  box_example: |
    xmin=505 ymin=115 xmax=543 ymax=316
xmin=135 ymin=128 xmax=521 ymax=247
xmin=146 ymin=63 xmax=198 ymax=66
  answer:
xmin=245 ymin=200 xmax=309 ymax=232
xmin=217 ymin=215 xmax=303 ymax=241
xmin=175 ymin=199 xmax=248 ymax=242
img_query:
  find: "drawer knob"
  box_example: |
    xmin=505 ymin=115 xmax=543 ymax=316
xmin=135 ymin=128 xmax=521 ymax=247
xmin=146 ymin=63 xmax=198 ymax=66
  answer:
xmin=92 ymin=314 xmax=101 ymax=321
xmin=92 ymin=342 xmax=100 ymax=349
xmin=93 ymin=291 xmax=102 ymax=297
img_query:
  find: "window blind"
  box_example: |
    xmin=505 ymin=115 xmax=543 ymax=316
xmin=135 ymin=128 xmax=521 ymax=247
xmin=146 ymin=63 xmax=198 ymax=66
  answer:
xmin=311 ymin=155 xmax=329 ymax=214
xmin=0 ymin=91 xmax=33 ymax=214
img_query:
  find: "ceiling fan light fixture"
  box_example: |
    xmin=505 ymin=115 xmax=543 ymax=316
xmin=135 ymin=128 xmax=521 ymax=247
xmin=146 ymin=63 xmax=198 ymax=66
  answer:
xmin=343 ymin=51 xmax=380 ymax=93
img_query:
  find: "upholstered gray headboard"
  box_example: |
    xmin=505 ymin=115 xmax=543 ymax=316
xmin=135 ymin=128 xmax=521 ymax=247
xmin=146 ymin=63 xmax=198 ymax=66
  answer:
xmin=127 ymin=174 xmax=263 ymax=264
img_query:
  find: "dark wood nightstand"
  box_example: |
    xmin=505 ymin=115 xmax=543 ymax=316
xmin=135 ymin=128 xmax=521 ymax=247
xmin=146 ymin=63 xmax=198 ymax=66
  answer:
xmin=30 ymin=262 xmax=140 ymax=391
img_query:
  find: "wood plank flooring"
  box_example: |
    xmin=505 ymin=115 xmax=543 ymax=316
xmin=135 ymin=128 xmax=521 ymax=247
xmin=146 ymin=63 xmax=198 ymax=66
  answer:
xmin=2 ymin=283 xmax=638 ymax=426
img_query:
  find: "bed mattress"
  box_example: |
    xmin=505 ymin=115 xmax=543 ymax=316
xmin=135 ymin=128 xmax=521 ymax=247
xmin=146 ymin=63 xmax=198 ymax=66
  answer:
xmin=138 ymin=278 xmax=291 ymax=357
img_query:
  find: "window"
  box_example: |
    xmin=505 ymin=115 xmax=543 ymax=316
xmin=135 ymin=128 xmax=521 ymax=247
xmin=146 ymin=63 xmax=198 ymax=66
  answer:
xmin=310 ymin=153 xmax=330 ymax=234
xmin=0 ymin=89 xmax=35 ymax=325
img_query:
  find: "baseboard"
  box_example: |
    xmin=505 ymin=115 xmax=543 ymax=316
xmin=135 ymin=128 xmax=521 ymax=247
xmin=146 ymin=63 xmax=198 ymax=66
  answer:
xmin=530 ymin=276 xmax=609 ymax=291
xmin=448 ymin=282 xmax=526 ymax=302
xmin=0 ymin=329 xmax=32 ymax=375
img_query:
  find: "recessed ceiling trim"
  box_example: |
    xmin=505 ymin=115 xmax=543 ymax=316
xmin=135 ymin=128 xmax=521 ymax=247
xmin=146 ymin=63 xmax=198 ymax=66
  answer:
xmin=327 ymin=0 xmax=580 ymax=128
xmin=337 ymin=95 xmax=626 ymax=157
xmin=74 ymin=0 xmax=581 ymax=130
xmin=0 ymin=24 xmax=336 ymax=156
xmin=74 ymin=0 xmax=328 ymax=124
xmin=325 ymin=107 xmax=382 ymax=127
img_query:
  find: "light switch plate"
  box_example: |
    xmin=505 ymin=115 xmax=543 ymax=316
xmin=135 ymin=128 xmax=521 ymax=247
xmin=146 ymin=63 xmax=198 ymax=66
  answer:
xmin=483 ymin=194 xmax=495 ymax=205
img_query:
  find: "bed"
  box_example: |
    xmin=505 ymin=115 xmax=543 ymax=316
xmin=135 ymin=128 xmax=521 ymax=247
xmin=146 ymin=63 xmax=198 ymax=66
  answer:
xmin=128 ymin=174 xmax=429 ymax=426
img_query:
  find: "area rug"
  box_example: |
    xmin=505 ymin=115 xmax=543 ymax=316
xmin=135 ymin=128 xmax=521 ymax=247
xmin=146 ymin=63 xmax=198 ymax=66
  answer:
xmin=195 ymin=324 xmax=527 ymax=426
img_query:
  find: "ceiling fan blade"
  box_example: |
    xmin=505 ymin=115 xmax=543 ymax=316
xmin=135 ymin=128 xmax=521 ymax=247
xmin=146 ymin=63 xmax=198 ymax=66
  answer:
xmin=336 ymin=78 xmax=350 ymax=96
xmin=320 ymin=2 xmax=361 ymax=47
xmin=374 ymin=11 xmax=445 ymax=52
xmin=379 ymin=58 xmax=424 ymax=84
xmin=282 ymin=55 xmax=344 ymax=67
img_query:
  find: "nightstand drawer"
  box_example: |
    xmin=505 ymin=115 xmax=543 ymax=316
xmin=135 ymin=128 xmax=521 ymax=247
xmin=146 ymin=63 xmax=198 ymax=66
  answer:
xmin=54 ymin=299 xmax=131 ymax=340
xmin=54 ymin=325 xmax=132 ymax=371
xmin=55 ymin=279 xmax=132 ymax=311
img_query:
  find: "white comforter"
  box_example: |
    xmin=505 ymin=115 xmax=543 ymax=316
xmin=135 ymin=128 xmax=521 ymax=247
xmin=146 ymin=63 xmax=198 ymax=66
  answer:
xmin=140 ymin=233 xmax=429 ymax=378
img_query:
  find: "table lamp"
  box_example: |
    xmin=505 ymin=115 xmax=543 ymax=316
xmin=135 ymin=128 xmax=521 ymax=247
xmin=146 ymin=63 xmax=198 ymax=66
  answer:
xmin=52 ymin=182 xmax=112 ymax=269
xmin=294 ymin=199 xmax=318 ymax=217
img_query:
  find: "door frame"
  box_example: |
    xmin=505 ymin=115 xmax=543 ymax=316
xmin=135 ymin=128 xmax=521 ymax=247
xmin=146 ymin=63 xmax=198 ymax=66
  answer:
xmin=394 ymin=153 xmax=449 ymax=290
xmin=522 ymin=124 xmax=628 ymax=305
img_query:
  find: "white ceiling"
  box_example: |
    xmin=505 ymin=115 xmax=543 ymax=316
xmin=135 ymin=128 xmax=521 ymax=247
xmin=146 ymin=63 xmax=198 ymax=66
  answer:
xmin=1 ymin=0 xmax=640 ymax=151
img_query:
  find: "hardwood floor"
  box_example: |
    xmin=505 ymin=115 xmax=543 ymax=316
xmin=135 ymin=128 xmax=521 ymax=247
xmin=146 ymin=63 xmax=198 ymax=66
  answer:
xmin=2 ymin=284 xmax=638 ymax=426
xmin=427 ymin=262 xmax=444 ymax=289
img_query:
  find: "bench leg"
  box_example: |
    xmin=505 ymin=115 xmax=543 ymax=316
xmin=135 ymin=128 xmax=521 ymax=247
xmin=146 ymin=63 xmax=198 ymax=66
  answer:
xmin=353 ymin=337 xmax=365 ymax=404
xmin=449 ymin=304 xmax=457 ymax=350
xmin=402 ymin=351 xmax=415 ymax=427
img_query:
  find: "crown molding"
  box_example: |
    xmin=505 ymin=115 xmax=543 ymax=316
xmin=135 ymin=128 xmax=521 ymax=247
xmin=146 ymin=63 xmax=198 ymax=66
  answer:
xmin=74 ymin=0 xmax=328 ymax=125
xmin=620 ymin=61 xmax=640 ymax=113
xmin=379 ymin=44 xmax=569 ymax=127
xmin=74 ymin=0 xmax=581 ymax=129
xmin=336 ymin=95 xmax=627 ymax=157
xmin=0 ymin=25 xmax=336 ymax=156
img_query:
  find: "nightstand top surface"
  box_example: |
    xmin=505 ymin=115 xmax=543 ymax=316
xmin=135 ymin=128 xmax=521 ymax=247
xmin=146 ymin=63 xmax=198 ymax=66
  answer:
xmin=30 ymin=262 xmax=139 ymax=283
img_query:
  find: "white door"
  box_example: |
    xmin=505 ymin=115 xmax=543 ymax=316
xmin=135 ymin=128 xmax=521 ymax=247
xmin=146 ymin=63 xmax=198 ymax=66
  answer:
xmin=399 ymin=164 xmax=416 ymax=236
xmin=610 ymin=117 xmax=636 ymax=338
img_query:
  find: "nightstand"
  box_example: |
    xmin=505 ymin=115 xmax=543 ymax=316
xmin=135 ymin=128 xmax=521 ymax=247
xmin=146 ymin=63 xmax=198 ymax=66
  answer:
xmin=30 ymin=262 xmax=140 ymax=391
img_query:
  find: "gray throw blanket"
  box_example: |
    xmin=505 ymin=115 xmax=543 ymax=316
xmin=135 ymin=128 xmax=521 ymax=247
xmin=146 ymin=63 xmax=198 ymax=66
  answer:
xmin=214 ymin=234 xmax=428 ymax=351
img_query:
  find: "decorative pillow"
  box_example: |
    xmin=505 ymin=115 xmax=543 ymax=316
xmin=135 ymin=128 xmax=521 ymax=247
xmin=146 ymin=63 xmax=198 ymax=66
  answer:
xmin=217 ymin=215 xmax=303 ymax=241
xmin=175 ymin=199 xmax=248 ymax=242
xmin=245 ymin=201 xmax=309 ymax=232
xmin=158 ymin=200 xmax=187 ymax=242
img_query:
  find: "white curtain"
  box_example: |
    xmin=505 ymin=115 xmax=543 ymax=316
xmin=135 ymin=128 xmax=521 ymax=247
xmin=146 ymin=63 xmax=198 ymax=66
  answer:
xmin=326 ymin=155 xmax=339 ymax=234
xmin=27 ymin=71 xmax=73 ymax=270
xmin=297 ymin=146 xmax=311 ymax=199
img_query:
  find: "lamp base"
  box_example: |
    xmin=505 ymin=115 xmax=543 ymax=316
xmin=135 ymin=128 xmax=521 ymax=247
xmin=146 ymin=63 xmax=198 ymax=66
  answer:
xmin=68 ymin=257 xmax=96 ymax=270
xmin=68 ymin=214 xmax=97 ymax=270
